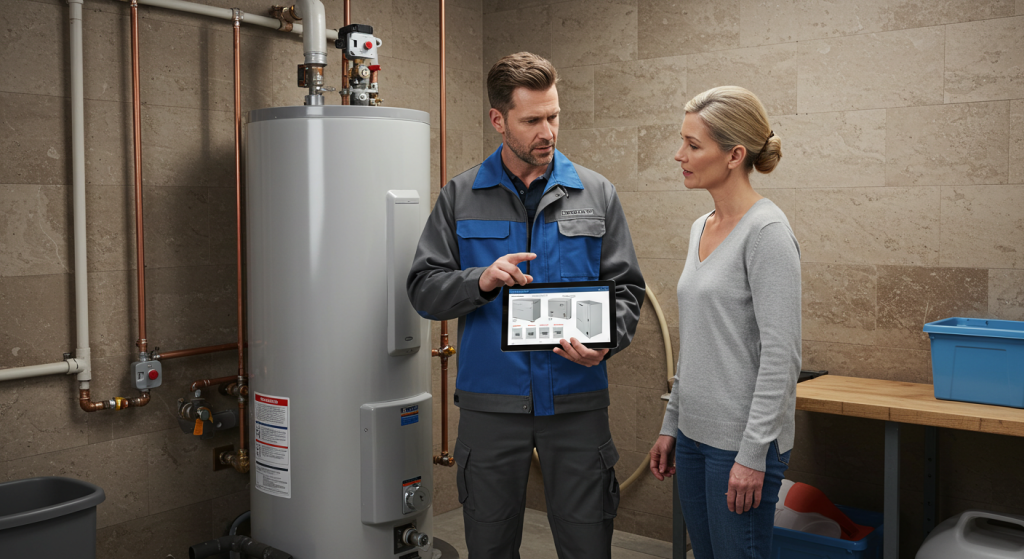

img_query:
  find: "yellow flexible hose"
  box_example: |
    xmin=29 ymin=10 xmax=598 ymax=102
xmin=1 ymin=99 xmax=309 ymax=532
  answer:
xmin=532 ymin=285 xmax=675 ymax=492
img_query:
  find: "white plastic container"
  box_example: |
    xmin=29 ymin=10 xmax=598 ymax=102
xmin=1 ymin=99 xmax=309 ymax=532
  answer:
xmin=916 ymin=510 xmax=1024 ymax=559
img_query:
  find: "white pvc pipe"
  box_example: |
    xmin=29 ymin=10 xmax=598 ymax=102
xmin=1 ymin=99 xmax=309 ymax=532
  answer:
xmin=292 ymin=0 xmax=328 ymax=64
xmin=0 ymin=360 xmax=83 ymax=382
xmin=130 ymin=0 xmax=339 ymax=42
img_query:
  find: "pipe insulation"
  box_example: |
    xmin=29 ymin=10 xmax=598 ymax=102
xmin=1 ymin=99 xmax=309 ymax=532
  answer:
xmin=120 ymin=0 xmax=339 ymax=42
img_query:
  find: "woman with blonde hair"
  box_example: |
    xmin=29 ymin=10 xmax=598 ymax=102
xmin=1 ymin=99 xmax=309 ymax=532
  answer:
xmin=647 ymin=86 xmax=801 ymax=558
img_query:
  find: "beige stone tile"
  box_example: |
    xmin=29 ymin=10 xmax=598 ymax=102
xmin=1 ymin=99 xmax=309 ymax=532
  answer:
xmin=756 ymin=110 xmax=886 ymax=189
xmin=0 ymin=273 xmax=73 ymax=369
xmin=945 ymin=17 xmax=1024 ymax=103
xmin=147 ymin=428 xmax=249 ymax=514
xmin=87 ymin=270 xmax=134 ymax=360
xmin=270 ymin=36 xmax=307 ymax=108
xmin=885 ymin=0 xmax=1016 ymax=30
xmin=876 ymin=265 xmax=988 ymax=350
xmin=824 ymin=342 xmax=933 ymax=383
xmin=688 ymin=42 xmax=803 ymax=116
xmin=0 ymin=372 xmax=87 ymax=463
xmin=482 ymin=5 xmax=550 ymax=71
xmin=433 ymin=459 xmax=461 ymax=515
xmin=613 ymin=528 xmax=674 ymax=557
xmin=377 ymin=55 xmax=433 ymax=114
xmin=434 ymin=67 xmax=483 ymax=133
xmin=617 ymin=508 xmax=673 ymax=542
xmin=87 ymin=184 xmax=134 ymax=273
xmin=0 ymin=0 xmax=66 ymax=98
xmin=619 ymin=190 xmax=709 ymax=259
xmin=137 ymin=17 xmax=236 ymax=112
xmin=792 ymin=187 xmax=941 ymax=266
xmin=392 ymin=0 xmax=439 ymax=66
xmin=638 ymin=124 xmax=686 ymax=192
xmin=0 ymin=185 xmax=70 ymax=277
xmin=445 ymin=3 xmax=484 ymax=73
xmin=797 ymin=27 xmax=944 ymax=113
xmin=210 ymin=489 xmax=249 ymax=537
xmin=637 ymin=258 xmax=684 ymax=327
xmin=1009 ymin=99 xmax=1024 ymax=185
xmin=940 ymin=185 xmax=1024 ymax=268
xmin=1020 ymin=0 xmax=1024 ymax=14
xmin=557 ymin=66 xmax=594 ymax=130
xmin=141 ymin=105 xmax=235 ymax=188
xmin=887 ymin=102 xmax=1009 ymax=187
xmin=7 ymin=432 xmax=149 ymax=528
xmin=989 ymin=269 xmax=1024 ymax=321
xmin=595 ymin=55 xmax=687 ymax=128
xmin=350 ymin=0 xmax=394 ymax=52
xmin=208 ymin=187 xmax=240 ymax=266
xmin=638 ymin=0 xmax=740 ymax=59
xmin=940 ymin=429 xmax=1024 ymax=510
xmin=551 ymin=2 xmax=637 ymax=67
xmin=84 ymin=99 xmax=133 ymax=189
xmin=146 ymin=265 xmax=238 ymax=352
xmin=97 ymin=501 xmax=213 ymax=559
xmin=618 ymin=452 xmax=674 ymax=514
xmin=802 ymin=339 xmax=830 ymax=371
xmin=802 ymin=263 xmax=877 ymax=345
xmin=0 ymin=92 xmax=69 ymax=186
xmin=635 ymin=387 xmax=669 ymax=450
xmin=789 ymin=411 xmax=885 ymax=488
xmin=609 ymin=384 xmax=637 ymax=452
xmin=483 ymin=127 xmax=503 ymax=158
xmin=556 ymin=127 xmax=638 ymax=191
xmin=608 ymin=306 xmax=679 ymax=391
xmin=141 ymin=186 xmax=212 ymax=268
xmin=484 ymin=0 xmax=561 ymax=13
xmin=238 ymin=33 xmax=277 ymax=113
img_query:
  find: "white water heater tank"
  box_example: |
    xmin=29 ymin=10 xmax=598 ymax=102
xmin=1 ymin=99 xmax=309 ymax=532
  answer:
xmin=245 ymin=105 xmax=433 ymax=558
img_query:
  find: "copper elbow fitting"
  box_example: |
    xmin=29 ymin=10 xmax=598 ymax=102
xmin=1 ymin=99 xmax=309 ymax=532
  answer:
xmin=220 ymin=449 xmax=250 ymax=474
xmin=431 ymin=345 xmax=456 ymax=358
xmin=433 ymin=452 xmax=455 ymax=467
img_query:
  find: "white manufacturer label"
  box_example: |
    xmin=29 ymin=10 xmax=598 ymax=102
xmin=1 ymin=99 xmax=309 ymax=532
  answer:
xmin=254 ymin=392 xmax=291 ymax=498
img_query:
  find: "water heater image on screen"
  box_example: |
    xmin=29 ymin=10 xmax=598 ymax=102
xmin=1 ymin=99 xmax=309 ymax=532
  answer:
xmin=576 ymin=300 xmax=603 ymax=338
xmin=549 ymin=297 xmax=572 ymax=319
xmin=512 ymin=298 xmax=541 ymax=322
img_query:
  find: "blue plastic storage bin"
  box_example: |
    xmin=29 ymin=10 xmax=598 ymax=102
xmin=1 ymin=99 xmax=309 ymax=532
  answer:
xmin=923 ymin=318 xmax=1024 ymax=409
xmin=771 ymin=506 xmax=884 ymax=559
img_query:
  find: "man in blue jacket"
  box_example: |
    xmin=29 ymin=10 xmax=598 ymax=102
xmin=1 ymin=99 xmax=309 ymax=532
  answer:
xmin=407 ymin=52 xmax=645 ymax=558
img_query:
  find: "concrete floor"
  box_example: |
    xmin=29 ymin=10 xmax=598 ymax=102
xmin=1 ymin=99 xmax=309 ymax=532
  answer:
xmin=433 ymin=507 xmax=695 ymax=559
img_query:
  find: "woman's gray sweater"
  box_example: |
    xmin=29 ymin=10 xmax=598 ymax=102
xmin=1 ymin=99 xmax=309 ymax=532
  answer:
xmin=659 ymin=198 xmax=802 ymax=471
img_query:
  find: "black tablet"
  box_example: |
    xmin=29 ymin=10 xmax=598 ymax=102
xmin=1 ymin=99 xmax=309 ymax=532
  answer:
xmin=501 ymin=280 xmax=618 ymax=352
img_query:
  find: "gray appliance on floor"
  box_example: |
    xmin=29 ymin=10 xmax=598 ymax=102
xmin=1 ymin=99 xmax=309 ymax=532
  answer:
xmin=512 ymin=298 xmax=541 ymax=322
xmin=0 ymin=477 xmax=106 ymax=559
xmin=549 ymin=297 xmax=573 ymax=319
xmin=576 ymin=300 xmax=603 ymax=338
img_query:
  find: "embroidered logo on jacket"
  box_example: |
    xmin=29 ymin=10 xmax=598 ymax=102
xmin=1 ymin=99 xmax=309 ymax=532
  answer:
xmin=560 ymin=208 xmax=596 ymax=217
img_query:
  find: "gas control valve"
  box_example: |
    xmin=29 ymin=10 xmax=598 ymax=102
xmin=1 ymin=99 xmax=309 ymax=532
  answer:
xmin=334 ymin=23 xmax=383 ymax=106
xmin=131 ymin=357 xmax=162 ymax=389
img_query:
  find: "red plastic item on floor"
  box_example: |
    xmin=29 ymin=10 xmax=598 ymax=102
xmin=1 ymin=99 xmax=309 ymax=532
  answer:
xmin=778 ymin=481 xmax=875 ymax=541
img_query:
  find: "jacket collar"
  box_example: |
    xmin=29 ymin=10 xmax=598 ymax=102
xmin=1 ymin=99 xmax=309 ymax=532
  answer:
xmin=472 ymin=144 xmax=584 ymax=192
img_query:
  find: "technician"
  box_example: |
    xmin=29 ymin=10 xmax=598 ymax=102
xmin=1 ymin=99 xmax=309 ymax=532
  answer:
xmin=408 ymin=52 xmax=645 ymax=558
xmin=647 ymin=86 xmax=801 ymax=559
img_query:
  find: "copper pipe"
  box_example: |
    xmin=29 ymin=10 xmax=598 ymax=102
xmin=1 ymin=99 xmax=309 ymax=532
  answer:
xmin=156 ymin=343 xmax=237 ymax=361
xmin=189 ymin=375 xmax=236 ymax=393
xmin=220 ymin=382 xmax=249 ymax=397
xmin=79 ymin=388 xmax=151 ymax=412
xmin=344 ymin=0 xmax=350 ymax=25
xmin=130 ymin=0 xmax=148 ymax=354
xmin=432 ymin=0 xmax=455 ymax=468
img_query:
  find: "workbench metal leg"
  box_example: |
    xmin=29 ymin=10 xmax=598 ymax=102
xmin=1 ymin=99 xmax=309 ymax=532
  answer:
xmin=673 ymin=474 xmax=687 ymax=559
xmin=923 ymin=426 xmax=937 ymax=537
xmin=885 ymin=421 xmax=900 ymax=559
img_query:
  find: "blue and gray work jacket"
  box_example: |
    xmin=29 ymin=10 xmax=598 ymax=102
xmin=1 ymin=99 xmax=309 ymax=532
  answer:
xmin=407 ymin=146 xmax=645 ymax=416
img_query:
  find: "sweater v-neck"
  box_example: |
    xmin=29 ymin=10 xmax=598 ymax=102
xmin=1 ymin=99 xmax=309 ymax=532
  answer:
xmin=695 ymin=198 xmax=768 ymax=268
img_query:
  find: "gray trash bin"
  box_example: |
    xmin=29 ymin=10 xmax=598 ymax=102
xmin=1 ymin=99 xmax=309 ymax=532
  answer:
xmin=0 ymin=476 xmax=106 ymax=559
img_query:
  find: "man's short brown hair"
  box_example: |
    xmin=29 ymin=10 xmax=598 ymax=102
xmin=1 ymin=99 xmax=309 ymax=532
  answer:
xmin=487 ymin=52 xmax=558 ymax=118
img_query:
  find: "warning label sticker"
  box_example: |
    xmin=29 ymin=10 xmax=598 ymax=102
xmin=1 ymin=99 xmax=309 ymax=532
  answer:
xmin=401 ymin=404 xmax=419 ymax=426
xmin=254 ymin=392 xmax=291 ymax=499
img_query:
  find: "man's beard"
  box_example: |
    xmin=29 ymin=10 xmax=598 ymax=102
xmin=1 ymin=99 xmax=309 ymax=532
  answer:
xmin=504 ymin=130 xmax=554 ymax=167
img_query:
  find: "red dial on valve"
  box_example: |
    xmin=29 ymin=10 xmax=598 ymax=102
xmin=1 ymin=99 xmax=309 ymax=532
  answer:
xmin=364 ymin=41 xmax=373 ymax=49
xmin=148 ymin=370 xmax=159 ymax=380
xmin=369 ymin=65 xmax=381 ymax=71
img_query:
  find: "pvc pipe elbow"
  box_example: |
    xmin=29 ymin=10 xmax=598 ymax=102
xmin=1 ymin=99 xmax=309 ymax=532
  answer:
xmin=292 ymin=0 xmax=327 ymax=65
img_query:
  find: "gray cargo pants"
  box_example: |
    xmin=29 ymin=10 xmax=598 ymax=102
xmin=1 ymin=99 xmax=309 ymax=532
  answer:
xmin=454 ymin=408 xmax=620 ymax=559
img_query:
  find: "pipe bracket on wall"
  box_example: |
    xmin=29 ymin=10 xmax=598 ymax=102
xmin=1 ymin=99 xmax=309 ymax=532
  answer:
xmin=386 ymin=190 xmax=422 ymax=356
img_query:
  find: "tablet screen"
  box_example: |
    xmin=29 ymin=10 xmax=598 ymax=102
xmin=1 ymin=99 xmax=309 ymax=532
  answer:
xmin=500 ymin=281 xmax=618 ymax=352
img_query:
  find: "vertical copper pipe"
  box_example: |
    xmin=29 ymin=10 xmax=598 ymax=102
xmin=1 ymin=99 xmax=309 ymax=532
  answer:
xmin=344 ymin=0 xmax=350 ymax=25
xmin=432 ymin=0 xmax=455 ymax=468
xmin=341 ymin=0 xmax=351 ymax=105
xmin=130 ymin=0 xmax=148 ymax=354
xmin=233 ymin=12 xmax=249 ymax=469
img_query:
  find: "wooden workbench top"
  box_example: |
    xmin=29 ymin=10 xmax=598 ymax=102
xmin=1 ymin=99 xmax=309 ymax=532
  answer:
xmin=795 ymin=375 xmax=1024 ymax=437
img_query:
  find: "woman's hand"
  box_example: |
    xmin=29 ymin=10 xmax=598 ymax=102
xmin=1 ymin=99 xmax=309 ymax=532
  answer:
xmin=648 ymin=435 xmax=677 ymax=481
xmin=727 ymin=461 xmax=765 ymax=513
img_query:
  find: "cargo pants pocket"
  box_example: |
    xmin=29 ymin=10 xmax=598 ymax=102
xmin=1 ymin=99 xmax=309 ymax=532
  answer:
xmin=455 ymin=439 xmax=472 ymax=507
xmin=599 ymin=438 xmax=620 ymax=519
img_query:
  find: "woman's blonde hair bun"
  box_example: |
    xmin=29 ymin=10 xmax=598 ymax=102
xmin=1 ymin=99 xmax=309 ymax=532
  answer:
xmin=684 ymin=86 xmax=782 ymax=174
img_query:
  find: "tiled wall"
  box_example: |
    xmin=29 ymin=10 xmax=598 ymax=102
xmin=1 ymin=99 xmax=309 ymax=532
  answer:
xmin=482 ymin=0 xmax=1024 ymax=552
xmin=0 ymin=0 xmax=481 ymax=556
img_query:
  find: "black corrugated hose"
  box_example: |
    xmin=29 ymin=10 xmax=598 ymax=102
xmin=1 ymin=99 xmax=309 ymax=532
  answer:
xmin=189 ymin=535 xmax=292 ymax=559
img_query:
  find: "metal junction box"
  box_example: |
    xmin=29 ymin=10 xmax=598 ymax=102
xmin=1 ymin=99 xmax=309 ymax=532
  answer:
xmin=512 ymin=299 xmax=541 ymax=322
xmin=549 ymin=298 xmax=572 ymax=319
xmin=576 ymin=300 xmax=603 ymax=339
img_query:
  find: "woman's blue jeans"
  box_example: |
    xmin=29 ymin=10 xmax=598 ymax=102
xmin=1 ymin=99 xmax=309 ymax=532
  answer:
xmin=675 ymin=430 xmax=790 ymax=559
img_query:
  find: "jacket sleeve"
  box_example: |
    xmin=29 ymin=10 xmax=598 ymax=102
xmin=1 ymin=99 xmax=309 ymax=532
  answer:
xmin=406 ymin=183 xmax=499 ymax=321
xmin=601 ymin=186 xmax=645 ymax=359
